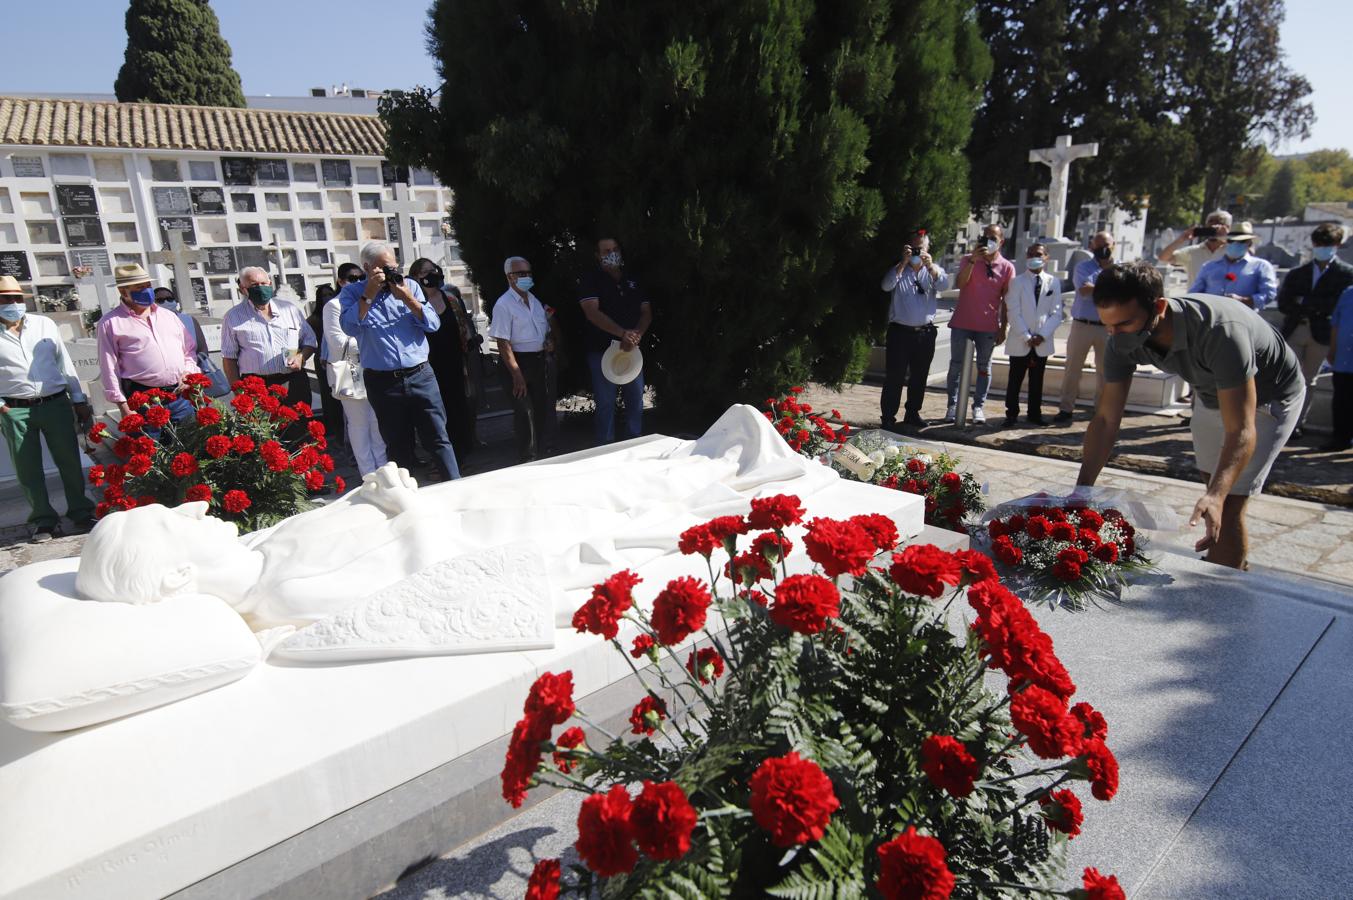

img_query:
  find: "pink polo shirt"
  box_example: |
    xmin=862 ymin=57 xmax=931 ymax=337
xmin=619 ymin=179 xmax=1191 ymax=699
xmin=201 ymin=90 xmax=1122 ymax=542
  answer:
xmin=96 ymin=303 xmax=198 ymax=403
xmin=950 ymin=254 xmax=1015 ymax=333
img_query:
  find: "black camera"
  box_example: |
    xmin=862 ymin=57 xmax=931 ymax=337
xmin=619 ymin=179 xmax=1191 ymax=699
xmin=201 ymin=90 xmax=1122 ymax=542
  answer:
xmin=381 ymin=265 xmax=404 ymax=286
xmin=1194 ymin=225 xmax=1220 ymax=239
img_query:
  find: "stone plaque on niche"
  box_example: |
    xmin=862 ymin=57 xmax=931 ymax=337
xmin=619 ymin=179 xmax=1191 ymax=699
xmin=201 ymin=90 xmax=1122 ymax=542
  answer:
xmin=153 ymin=186 xmax=192 ymax=216
xmin=222 ymin=157 xmax=257 ymax=186
xmin=204 ymin=246 xmax=238 ymax=275
xmin=55 ymin=184 xmax=98 ymax=216
xmin=63 ymin=217 xmax=106 ymax=247
xmin=0 ymin=251 xmax=32 ymax=280
xmin=190 ymin=186 xmax=226 ymax=215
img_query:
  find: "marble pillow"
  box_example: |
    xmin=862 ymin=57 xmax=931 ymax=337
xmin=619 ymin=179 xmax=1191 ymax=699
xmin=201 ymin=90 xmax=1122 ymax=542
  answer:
xmin=0 ymin=558 xmax=261 ymax=732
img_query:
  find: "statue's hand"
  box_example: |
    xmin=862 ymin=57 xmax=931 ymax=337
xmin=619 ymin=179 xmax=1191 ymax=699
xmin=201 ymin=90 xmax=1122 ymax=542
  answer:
xmin=358 ymin=463 xmax=422 ymax=516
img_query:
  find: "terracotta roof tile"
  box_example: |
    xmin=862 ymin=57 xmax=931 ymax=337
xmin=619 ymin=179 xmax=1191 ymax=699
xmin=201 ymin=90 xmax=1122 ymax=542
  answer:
xmin=0 ymin=96 xmax=388 ymax=157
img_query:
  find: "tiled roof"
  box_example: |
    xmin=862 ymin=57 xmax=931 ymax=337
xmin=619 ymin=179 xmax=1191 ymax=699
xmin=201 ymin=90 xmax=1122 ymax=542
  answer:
xmin=0 ymin=96 xmax=388 ymax=157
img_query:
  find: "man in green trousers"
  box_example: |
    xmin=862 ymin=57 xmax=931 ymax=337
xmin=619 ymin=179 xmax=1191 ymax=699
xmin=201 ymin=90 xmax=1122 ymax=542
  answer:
xmin=0 ymin=276 xmax=95 ymax=542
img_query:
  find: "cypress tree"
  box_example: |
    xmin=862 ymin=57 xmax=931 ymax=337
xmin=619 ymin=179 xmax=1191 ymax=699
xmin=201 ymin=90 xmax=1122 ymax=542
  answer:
xmin=383 ymin=0 xmax=989 ymax=426
xmin=114 ymin=0 xmax=246 ymax=108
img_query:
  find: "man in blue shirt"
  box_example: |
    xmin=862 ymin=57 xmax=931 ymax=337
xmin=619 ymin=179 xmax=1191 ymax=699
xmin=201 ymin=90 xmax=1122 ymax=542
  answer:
xmin=340 ymin=241 xmax=460 ymax=481
xmin=1056 ymin=231 xmax=1113 ymax=423
xmin=1325 ymin=286 xmax=1353 ymax=452
xmin=878 ymin=230 xmax=948 ymax=430
xmin=1189 ymin=221 xmax=1277 ymax=311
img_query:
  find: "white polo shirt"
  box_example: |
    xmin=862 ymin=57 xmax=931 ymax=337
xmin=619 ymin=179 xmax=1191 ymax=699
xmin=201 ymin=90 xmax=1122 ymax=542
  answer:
xmin=0 ymin=313 xmax=86 ymax=402
xmin=220 ymin=299 xmax=317 ymax=376
xmin=489 ymin=289 xmax=550 ymax=352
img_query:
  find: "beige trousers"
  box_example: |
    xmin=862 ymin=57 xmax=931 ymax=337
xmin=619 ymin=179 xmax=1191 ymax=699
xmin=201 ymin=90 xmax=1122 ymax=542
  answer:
xmin=1285 ymin=321 xmax=1329 ymax=425
xmin=1059 ymin=320 xmax=1107 ymax=413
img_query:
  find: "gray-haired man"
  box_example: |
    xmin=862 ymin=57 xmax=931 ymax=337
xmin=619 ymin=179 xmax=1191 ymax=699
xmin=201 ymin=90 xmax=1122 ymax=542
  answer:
xmin=220 ymin=266 xmax=317 ymax=409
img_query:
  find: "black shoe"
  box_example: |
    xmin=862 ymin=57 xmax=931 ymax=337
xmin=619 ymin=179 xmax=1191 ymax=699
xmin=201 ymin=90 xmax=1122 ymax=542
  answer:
xmin=30 ymin=525 xmax=59 ymax=544
xmin=880 ymin=418 xmax=896 ymax=431
xmin=1027 ymin=415 xmax=1048 ymax=426
xmin=1003 ymin=414 xmax=1018 ymax=427
xmin=1053 ymin=410 xmax=1073 ymax=423
xmin=70 ymin=517 xmax=97 ymax=534
xmin=902 ymin=413 xmax=927 ymax=428
xmin=1291 ymin=425 xmax=1305 ymax=440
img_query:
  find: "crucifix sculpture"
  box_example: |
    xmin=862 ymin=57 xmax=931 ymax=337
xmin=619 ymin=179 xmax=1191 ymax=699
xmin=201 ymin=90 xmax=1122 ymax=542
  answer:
xmin=1029 ymin=134 xmax=1099 ymax=240
xmin=149 ymin=229 xmax=208 ymax=311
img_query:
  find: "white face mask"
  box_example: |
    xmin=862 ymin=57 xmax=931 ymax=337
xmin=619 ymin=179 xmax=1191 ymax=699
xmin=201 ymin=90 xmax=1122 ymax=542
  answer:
xmin=0 ymin=302 xmax=25 ymax=323
xmin=1027 ymin=258 xmax=1045 ymax=271
xmin=601 ymin=250 xmax=623 ymax=268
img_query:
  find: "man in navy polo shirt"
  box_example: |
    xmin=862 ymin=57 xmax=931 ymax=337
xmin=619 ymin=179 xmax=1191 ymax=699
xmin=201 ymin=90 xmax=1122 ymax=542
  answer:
xmin=578 ymin=237 xmax=652 ymax=444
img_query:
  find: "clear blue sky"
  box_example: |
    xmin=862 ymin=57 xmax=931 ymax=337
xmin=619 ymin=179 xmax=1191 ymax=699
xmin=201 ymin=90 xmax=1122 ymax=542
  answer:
xmin=2 ymin=0 xmax=1348 ymax=154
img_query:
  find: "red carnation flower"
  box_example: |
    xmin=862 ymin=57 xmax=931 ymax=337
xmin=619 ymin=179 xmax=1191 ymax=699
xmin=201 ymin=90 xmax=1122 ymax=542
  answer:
xmin=630 ymin=780 xmax=698 ymax=861
xmin=572 ymin=569 xmax=641 ymax=640
xmin=748 ymin=751 xmax=839 ymax=848
xmin=1077 ymin=509 xmax=1104 ymax=531
xmin=1052 ymin=559 xmax=1083 ymax=582
xmin=552 ymin=726 xmax=587 ymax=773
xmin=125 ymin=453 xmax=153 ymax=477
xmin=650 ymin=576 xmax=711 ymax=645
xmin=308 ymin=420 xmax=326 ymax=440
xmin=769 ymin=573 xmax=841 ymax=634
xmin=876 ymin=826 xmax=956 ymax=900
xmin=302 ymin=470 xmax=322 ymax=491
xmin=987 ymin=519 xmax=1006 ymax=540
xmin=1224 ymin=271 xmax=1238 ymax=282
xmin=727 ymin=550 xmax=772 ymax=585
xmin=275 ymin=405 xmax=299 ymax=423
xmin=1094 ymin=542 xmax=1120 ymax=564
xmin=1011 ymin=685 xmax=1084 ymax=759
xmin=525 ymin=858 xmax=560 ymax=900
xmin=1070 ymin=702 xmax=1108 ymax=742
xmin=185 ymin=484 xmax=212 ymax=503
xmin=993 ymin=535 xmax=1023 ymax=566
xmin=630 ymin=634 xmax=656 ymax=659
xmin=230 ymin=393 xmax=255 ymax=415
xmin=850 ymin=513 xmax=900 ymax=552
xmin=144 ymin=406 xmax=171 ymax=429
xmin=222 ymin=489 xmax=251 ymax=514
xmin=906 ymin=457 xmax=927 ymax=474
xmin=940 ymin=471 xmax=962 ymax=490
xmin=1079 ymin=738 xmax=1119 ymax=801
xmin=265 ymin=383 xmax=288 ymax=397
xmin=751 ymin=530 xmax=793 ymax=563
xmin=629 ymin=694 xmax=668 ymax=735
xmin=803 ymin=517 xmax=876 ymax=577
xmin=87 ymin=422 xmax=108 ymax=444
xmin=575 ymin=785 xmax=637 ymax=877
xmin=788 ymin=385 xmax=804 ymax=394
xmin=205 ymin=435 xmax=230 ymax=459
xmin=955 ymin=549 xmax=997 ymax=584
xmin=88 ymin=465 xmax=106 ymax=487
xmin=259 ymin=395 xmax=281 ymax=415
xmin=880 ymin=474 xmax=900 ymax=490
xmin=1025 ymin=515 xmax=1051 ymax=539
xmin=501 ymin=719 xmax=543 ymax=808
xmin=334 ymin=476 xmax=346 ymax=494
xmin=748 ymin=493 xmax=805 ymax=530
xmin=1046 ymin=507 xmax=1067 ymax=522
xmin=686 ymin=647 xmax=725 ymax=684
xmin=1079 ymin=867 xmax=1126 ymax=900
xmin=920 ymin=735 xmax=980 ymax=797
xmin=1006 ymin=514 xmax=1026 ymax=533
xmin=1040 ymin=789 xmax=1084 ymax=838
xmin=183 ymin=372 xmax=212 ymax=390
xmin=231 ymin=434 xmax=255 ymax=454
xmin=118 ymin=413 xmax=146 ymax=434
xmin=1050 ymin=521 xmax=1077 ymax=542
xmin=705 ymin=514 xmax=750 ymax=550
xmin=294 ymin=401 xmax=313 ymax=417
xmin=525 ymin=670 xmax=575 ymax=729
xmin=889 ymin=544 xmax=963 ymax=598
xmin=677 ymin=523 xmax=718 ymax=557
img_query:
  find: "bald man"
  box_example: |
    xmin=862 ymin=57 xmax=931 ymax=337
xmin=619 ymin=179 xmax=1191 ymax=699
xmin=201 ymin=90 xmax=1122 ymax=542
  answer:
xmin=1057 ymin=231 xmax=1114 ymax=423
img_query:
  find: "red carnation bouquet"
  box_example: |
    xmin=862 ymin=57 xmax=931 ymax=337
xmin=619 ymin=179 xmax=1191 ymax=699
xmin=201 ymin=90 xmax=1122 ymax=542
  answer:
xmin=87 ymin=375 xmax=343 ymax=532
xmin=762 ymin=387 xmax=850 ymax=457
xmin=982 ymin=494 xmax=1159 ymax=608
xmin=832 ymin=432 xmax=986 ymax=532
xmin=505 ymin=495 xmax=1124 ymax=898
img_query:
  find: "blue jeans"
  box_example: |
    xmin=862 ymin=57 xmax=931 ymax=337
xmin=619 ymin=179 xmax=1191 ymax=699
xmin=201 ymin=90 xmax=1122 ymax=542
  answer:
xmin=587 ymin=351 xmax=643 ymax=444
xmin=945 ymin=327 xmax=997 ymax=410
xmin=364 ymin=363 xmax=461 ymax=480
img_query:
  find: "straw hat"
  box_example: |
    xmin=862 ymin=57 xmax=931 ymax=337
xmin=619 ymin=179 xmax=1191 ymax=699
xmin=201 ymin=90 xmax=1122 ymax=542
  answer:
xmin=600 ymin=339 xmax=643 ymax=385
xmin=1225 ymin=221 xmax=1258 ymax=243
xmin=112 ymin=263 xmax=153 ymax=288
xmin=0 ymin=276 xmax=30 ymax=297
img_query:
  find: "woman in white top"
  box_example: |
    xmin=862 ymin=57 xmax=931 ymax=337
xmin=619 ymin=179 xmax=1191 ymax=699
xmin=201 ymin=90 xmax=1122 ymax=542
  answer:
xmin=1003 ymin=242 xmax=1064 ymax=426
xmin=322 ymin=276 xmax=387 ymax=476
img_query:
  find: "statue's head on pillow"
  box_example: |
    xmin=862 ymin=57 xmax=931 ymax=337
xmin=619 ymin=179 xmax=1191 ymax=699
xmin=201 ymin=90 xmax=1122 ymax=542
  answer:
xmin=76 ymin=503 xmax=258 ymax=607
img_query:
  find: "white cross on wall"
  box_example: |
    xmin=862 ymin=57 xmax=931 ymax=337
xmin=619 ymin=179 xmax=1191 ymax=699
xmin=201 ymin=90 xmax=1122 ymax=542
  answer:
xmin=148 ymin=229 xmax=209 ymax=310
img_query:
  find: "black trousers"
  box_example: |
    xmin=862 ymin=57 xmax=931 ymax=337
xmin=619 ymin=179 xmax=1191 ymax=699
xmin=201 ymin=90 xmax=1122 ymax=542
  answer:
xmin=1333 ymin=371 xmax=1353 ymax=445
xmin=364 ymin=363 xmax=461 ymax=480
xmin=882 ymin=323 xmax=937 ymax=423
xmin=502 ymin=351 xmax=558 ymax=462
xmin=313 ymin=360 xmax=346 ymax=448
xmin=1004 ymin=350 xmax=1047 ymax=417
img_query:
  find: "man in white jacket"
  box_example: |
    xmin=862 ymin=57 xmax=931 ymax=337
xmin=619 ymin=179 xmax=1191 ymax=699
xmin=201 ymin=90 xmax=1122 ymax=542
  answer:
xmin=1003 ymin=243 xmax=1064 ymax=426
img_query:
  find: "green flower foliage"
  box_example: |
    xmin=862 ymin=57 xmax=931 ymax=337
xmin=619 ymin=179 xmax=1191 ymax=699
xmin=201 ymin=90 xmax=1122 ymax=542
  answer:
xmin=114 ymin=0 xmax=245 ymax=108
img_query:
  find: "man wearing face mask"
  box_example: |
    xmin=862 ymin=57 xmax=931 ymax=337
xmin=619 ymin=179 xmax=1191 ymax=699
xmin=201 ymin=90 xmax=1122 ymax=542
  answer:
xmin=1056 ymin=231 xmax=1115 ymax=423
xmin=1157 ymin=209 xmax=1232 ymax=284
xmin=0 ymin=276 xmax=96 ymax=541
xmin=1004 ymin=243 xmax=1062 ymax=427
xmin=879 ymin=230 xmax=948 ymax=430
xmin=1076 ymin=263 xmax=1303 ymax=570
xmin=154 ymin=287 xmax=209 ymax=366
xmin=220 ymin=267 xmax=317 ymax=410
xmin=491 ymin=256 xmax=560 ymax=461
xmin=947 ymin=223 xmax=1013 ymax=424
xmin=1275 ymin=223 xmax=1353 ymax=438
xmin=1188 ymin=221 xmax=1277 ymax=311
xmin=579 ymin=237 xmax=652 ymax=444
xmin=96 ymin=263 xmax=198 ymax=424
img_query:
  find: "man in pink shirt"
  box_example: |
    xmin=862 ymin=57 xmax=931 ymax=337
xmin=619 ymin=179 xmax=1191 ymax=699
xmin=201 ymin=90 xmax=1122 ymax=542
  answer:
xmin=96 ymin=264 xmax=198 ymax=426
xmin=946 ymin=223 xmax=1014 ymax=423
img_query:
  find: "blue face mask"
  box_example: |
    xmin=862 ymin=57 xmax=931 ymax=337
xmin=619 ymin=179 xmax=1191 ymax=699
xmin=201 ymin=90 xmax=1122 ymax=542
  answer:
xmin=129 ymin=287 xmax=156 ymax=306
xmin=1313 ymin=246 xmax=1337 ymax=263
xmin=0 ymin=302 xmax=25 ymax=323
xmin=1027 ymin=258 xmax=1045 ymax=271
xmin=515 ymin=276 xmax=534 ymax=292
xmin=1223 ymin=243 xmax=1248 ymax=261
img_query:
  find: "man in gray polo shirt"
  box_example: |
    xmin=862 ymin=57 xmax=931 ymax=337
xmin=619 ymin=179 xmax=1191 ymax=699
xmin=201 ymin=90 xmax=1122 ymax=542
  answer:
xmin=1075 ymin=262 xmax=1303 ymax=569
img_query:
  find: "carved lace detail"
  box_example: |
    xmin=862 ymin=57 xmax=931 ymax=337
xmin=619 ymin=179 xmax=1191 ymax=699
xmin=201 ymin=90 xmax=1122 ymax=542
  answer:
xmin=0 ymin=655 xmax=257 ymax=720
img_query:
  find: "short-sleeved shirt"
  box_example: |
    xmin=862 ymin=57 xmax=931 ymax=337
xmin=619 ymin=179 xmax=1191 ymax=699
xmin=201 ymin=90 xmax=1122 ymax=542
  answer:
xmin=1070 ymin=258 xmax=1109 ymax=322
xmin=1104 ymin=294 xmax=1302 ymax=409
xmin=1331 ymin=288 xmax=1353 ymax=373
xmin=1171 ymin=242 xmax=1225 ymax=285
xmin=950 ymin=254 xmax=1015 ymax=333
xmin=489 ymin=289 xmax=551 ymax=352
xmin=220 ymin=299 xmax=318 ymax=376
xmin=578 ymin=267 xmax=648 ymax=353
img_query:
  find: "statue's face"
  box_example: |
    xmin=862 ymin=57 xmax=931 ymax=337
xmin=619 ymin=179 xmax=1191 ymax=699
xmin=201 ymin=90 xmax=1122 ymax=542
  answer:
xmin=128 ymin=502 xmax=244 ymax=588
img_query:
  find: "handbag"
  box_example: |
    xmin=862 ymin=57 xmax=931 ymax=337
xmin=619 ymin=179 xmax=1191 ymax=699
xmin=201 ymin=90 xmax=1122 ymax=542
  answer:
xmin=329 ymin=338 xmax=366 ymax=400
xmin=196 ymin=351 xmax=233 ymax=397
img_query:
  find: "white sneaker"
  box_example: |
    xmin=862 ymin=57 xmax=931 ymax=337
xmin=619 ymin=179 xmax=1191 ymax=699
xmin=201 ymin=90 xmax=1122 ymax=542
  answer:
xmin=943 ymin=405 xmax=957 ymax=423
xmin=973 ymin=406 xmax=986 ymax=424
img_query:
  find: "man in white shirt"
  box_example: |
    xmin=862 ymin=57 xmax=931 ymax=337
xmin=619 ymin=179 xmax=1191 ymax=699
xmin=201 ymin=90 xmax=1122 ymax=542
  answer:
xmin=220 ymin=266 xmax=317 ymax=409
xmin=489 ymin=256 xmax=560 ymax=462
xmin=1156 ymin=209 xmax=1232 ymax=284
xmin=0 ymin=276 xmax=96 ymax=541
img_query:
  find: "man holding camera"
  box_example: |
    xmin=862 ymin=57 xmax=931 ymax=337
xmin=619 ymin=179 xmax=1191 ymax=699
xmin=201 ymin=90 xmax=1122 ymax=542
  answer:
xmin=879 ymin=230 xmax=948 ymax=430
xmin=947 ymin=223 xmax=1012 ymax=424
xmin=339 ymin=240 xmax=460 ymax=481
xmin=1276 ymin=223 xmax=1353 ymax=438
xmin=1157 ymin=209 xmax=1232 ymax=284
xmin=1055 ymin=231 xmax=1114 ymax=423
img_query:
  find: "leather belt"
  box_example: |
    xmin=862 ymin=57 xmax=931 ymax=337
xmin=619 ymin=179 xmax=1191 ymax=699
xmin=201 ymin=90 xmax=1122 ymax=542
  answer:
xmin=888 ymin=322 xmax=937 ymax=332
xmin=364 ymin=361 xmax=427 ymax=379
xmin=3 ymin=389 xmax=68 ymax=408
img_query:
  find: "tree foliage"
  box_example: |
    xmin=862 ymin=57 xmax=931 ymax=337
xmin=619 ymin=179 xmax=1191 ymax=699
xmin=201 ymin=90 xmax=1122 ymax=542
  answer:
xmin=114 ymin=0 xmax=245 ymax=108
xmin=383 ymin=0 xmax=989 ymax=426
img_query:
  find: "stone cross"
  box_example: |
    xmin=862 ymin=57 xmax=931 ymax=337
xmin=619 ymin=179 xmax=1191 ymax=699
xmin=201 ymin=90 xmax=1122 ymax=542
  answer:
xmin=149 ymin=229 xmax=208 ymax=309
xmin=384 ymin=182 xmax=422 ymax=265
xmin=76 ymin=269 xmax=115 ymax=314
xmin=1029 ymin=134 xmax=1099 ymax=240
xmin=265 ymin=234 xmax=287 ymax=286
